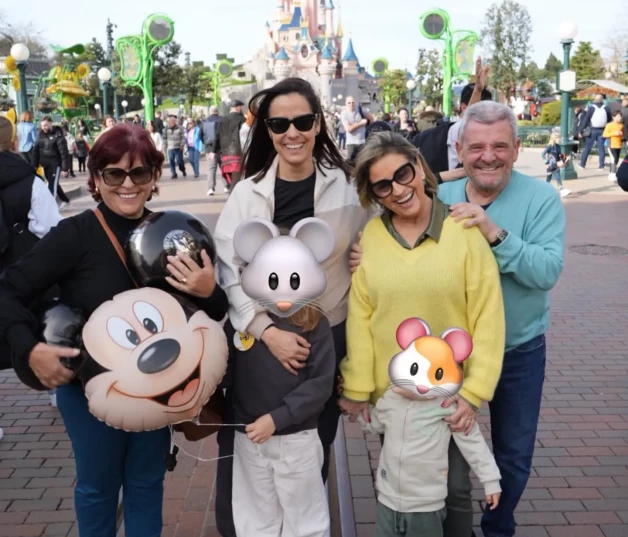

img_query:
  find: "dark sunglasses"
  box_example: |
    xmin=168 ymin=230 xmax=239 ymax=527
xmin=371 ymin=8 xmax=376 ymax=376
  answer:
xmin=369 ymin=161 xmax=416 ymax=199
xmin=265 ymin=113 xmax=318 ymax=134
xmin=100 ymin=166 xmax=154 ymax=186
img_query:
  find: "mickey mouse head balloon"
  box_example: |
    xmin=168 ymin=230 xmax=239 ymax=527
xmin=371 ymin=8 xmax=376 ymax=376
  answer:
xmin=126 ymin=210 xmax=217 ymax=290
xmin=79 ymin=287 xmax=228 ymax=432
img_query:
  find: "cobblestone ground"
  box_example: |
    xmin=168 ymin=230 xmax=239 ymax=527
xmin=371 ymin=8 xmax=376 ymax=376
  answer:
xmin=348 ymin=193 xmax=628 ymax=537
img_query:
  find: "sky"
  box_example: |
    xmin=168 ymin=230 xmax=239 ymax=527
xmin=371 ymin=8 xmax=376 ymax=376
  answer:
xmin=4 ymin=0 xmax=626 ymax=73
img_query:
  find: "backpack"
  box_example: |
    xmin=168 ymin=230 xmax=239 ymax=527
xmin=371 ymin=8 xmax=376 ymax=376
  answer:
xmin=412 ymin=121 xmax=455 ymax=175
xmin=591 ymin=105 xmax=608 ymax=129
xmin=201 ymin=119 xmax=218 ymax=146
xmin=0 ymin=185 xmax=39 ymax=271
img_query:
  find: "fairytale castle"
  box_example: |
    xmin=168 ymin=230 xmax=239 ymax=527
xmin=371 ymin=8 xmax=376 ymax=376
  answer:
xmin=242 ymin=0 xmax=379 ymax=110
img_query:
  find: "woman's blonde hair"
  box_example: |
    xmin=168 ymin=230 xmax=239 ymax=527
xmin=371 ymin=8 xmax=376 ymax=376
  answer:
xmin=19 ymin=110 xmax=33 ymax=123
xmin=549 ymin=131 xmax=561 ymax=145
xmin=0 ymin=116 xmax=16 ymax=152
xmin=353 ymin=131 xmax=439 ymax=209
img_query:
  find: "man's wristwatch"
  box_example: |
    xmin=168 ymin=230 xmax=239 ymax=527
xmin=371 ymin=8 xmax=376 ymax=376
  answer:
xmin=489 ymin=229 xmax=508 ymax=248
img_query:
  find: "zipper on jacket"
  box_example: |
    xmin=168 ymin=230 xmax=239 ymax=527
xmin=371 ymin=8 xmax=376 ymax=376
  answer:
xmin=396 ymin=404 xmax=410 ymax=514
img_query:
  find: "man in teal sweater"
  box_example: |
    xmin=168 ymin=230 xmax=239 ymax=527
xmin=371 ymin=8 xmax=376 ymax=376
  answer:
xmin=439 ymin=101 xmax=566 ymax=537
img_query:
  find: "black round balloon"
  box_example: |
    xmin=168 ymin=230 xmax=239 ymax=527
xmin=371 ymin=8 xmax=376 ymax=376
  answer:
xmin=125 ymin=210 xmax=217 ymax=290
xmin=36 ymin=300 xmax=86 ymax=372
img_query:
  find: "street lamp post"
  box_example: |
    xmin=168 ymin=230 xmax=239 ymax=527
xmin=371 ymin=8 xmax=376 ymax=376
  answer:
xmin=558 ymin=20 xmax=578 ymax=180
xmin=98 ymin=67 xmax=112 ymax=118
xmin=94 ymin=103 xmax=101 ymax=120
xmin=10 ymin=43 xmax=30 ymax=115
xmin=121 ymin=100 xmax=128 ymax=119
xmin=406 ymin=79 xmax=417 ymax=117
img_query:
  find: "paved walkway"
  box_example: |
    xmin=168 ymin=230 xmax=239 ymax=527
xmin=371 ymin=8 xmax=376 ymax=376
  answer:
xmin=343 ymin=191 xmax=628 ymax=537
xmin=1 ymin=156 xmax=627 ymax=537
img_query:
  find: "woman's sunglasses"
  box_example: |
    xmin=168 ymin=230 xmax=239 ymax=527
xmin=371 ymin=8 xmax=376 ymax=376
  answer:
xmin=265 ymin=113 xmax=318 ymax=134
xmin=100 ymin=166 xmax=154 ymax=187
xmin=369 ymin=161 xmax=416 ymax=199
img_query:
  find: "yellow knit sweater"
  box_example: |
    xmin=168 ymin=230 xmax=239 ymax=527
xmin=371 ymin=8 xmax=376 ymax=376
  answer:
xmin=340 ymin=216 xmax=505 ymax=408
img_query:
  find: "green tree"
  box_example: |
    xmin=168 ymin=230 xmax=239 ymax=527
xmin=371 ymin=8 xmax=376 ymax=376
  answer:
xmin=415 ymin=48 xmax=443 ymax=106
xmin=378 ymin=69 xmax=411 ymax=108
xmin=181 ymin=61 xmax=213 ymax=113
xmin=542 ymin=52 xmax=563 ymax=81
xmin=480 ymin=0 xmax=532 ymax=97
xmin=518 ymin=61 xmax=541 ymax=84
xmin=536 ymin=80 xmax=553 ymax=98
xmin=570 ymin=41 xmax=604 ymax=81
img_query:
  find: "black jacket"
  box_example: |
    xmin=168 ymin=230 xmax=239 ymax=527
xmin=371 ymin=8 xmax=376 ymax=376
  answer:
xmin=213 ymin=112 xmax=245 ymax=156
xmin=33 ymin=127 xmax=70 ymax=171
xmin=617 ymin=156 xmax=628 ymax=192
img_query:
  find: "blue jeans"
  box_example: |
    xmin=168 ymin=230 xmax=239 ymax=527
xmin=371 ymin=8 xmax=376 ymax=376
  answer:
xmin=57 ymin=383 xmax=170 ymax=537
xmin=187 ymin=146 xmax=200 ymax=176
xmin=481 ymin=335 xmax=546 ymax=537
xmin=168 ymin=148 xmax=186 ymax=177
xmin=546 ymin=170 xmax=563 ymax=188
xmin=579 ymin=128 xmax=606 ymax=168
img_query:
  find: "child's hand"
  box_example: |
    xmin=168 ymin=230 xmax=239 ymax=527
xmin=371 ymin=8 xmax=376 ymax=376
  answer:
xmin=246 ymin=414 xmax=276 ymax=444
xmin=486 ymin=492 xmax=501 ymax=510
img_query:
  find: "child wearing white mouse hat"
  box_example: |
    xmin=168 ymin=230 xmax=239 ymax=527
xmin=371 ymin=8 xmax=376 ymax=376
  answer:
xmin=358 ymin=318 xmax=502 ymax=537
xmin=220 ymin=216 xmax=337 ymax=537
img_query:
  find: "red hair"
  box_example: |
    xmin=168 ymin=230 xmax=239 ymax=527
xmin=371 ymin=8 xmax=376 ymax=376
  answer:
xmin=87 ymin=123 xmax=165 ymax=202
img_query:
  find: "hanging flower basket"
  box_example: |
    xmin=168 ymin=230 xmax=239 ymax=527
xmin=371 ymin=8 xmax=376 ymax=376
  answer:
xmin=0 ymin=98 xmax=15 ymax=111
xmin=35 ymin=97 xmax=58 ymax=113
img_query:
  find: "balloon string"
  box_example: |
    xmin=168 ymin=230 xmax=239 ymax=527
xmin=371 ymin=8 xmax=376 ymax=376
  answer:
xmin=168 ymin=424 xmax=249 ymax=464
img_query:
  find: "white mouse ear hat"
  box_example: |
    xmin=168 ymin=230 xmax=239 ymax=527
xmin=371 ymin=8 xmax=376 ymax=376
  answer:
xmin=233 ymin=218 xmax=280 ymax=263
xmin=289 ymin=218 xmax=335 ymax=263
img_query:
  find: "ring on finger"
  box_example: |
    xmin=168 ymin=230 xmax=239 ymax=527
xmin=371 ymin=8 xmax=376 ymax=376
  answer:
xmin=180 ymin=276 xmax=187 ymax=284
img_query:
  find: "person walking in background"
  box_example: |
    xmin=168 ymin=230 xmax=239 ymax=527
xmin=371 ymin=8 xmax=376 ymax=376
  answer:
xmin=73 ymin=133 xmax=90 ymax=174
xmin=239 ymin=108 xmax=255 ymax=154
xmin=153 ymin=110 xmax=165 ymax=135
xmin=76 ymin=118 xmax=91 ymax=142
xmin=577 ymin=94 xmax=612 ymax=170
xmin=147 ymin=121 xmax=163 ymax=152
xmin=211 ymin=100 xmax=245 ymax=192
xmin=603 ymin=110 xmax=624 ymax=182
xmin=572 ymin=106 xmax=585 ymax=155
xmin=185 ymin=117 xmax=203 ymax=178
xmin=542 ymin=131 xmax=572 ymax=197
xmin=202 ymin=106 xmax=224 ymax=196
xmin=32 ymin=117 xmax=71 ymax=210
xmin=392 ymin=107 xmax=417 ymax=140
xmin=163 ymin=115 xmax=187 ymax=179
xmin=340 ymin=96 xmax=375 ymax=162
xmin=17 ymin=111 xmax=37 ymax=166
xmin=62 ymin=126 xmax=76 ymax=178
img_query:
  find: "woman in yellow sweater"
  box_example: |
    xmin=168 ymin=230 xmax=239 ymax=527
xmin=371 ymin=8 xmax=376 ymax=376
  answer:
xmin=339 ymin=131 xmax=505 ymax=537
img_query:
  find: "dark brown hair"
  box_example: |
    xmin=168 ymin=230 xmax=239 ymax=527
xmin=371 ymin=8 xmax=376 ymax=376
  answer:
xmin=86 ymin=123 xmax=165 ymax=202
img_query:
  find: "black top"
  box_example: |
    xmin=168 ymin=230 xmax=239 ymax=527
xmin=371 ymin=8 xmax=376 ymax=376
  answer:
xmin=272 ymin=171 xmax=316 ymax=231
xmin=33 ymin=127 xmax=70 ymax=171
xmin=221 ymin=315 xmax=335 ymax=435
xmin=0 ymin=202 xmax=228 ymax=389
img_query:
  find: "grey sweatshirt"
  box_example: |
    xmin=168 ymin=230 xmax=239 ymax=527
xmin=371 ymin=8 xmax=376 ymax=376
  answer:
xmin=221 ymin=315 xmax=336 ymax=435
xmin=360 ymin=389 xmax=501 ymax=513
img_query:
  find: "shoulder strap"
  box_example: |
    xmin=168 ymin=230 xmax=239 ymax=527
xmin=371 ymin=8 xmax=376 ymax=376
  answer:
xmin=92 ymin=208 xmax=139 ymax=288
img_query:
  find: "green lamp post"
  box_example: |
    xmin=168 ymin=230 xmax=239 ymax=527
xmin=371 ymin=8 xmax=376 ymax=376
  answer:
xmin=371 ymin=58 xmax=391 ymax=113
xmin=557 ymin=20 xmax=578 ymax=181
xmin=419 ymin=9 xmax=478 ymax=117
xmin=212 ymin=59 xmax=234 ymax=107
xmin=115 ymin=13 xmax=175 ymax=122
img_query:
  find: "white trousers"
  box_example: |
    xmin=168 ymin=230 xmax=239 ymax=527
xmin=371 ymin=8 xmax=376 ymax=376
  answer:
xmin=233 ymin=429 xmax=330 ymax=537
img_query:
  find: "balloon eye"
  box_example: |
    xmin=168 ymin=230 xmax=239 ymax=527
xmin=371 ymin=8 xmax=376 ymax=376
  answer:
xmin=435 ymin=368 xmax=444 ymax=381
xmin=143 ymin=318 xmax=158 ymax=334
xmin=126 ymin=329 xmax=140 ymax=345
xmin=133 ymin=302 xmax=164 ymax=334
xmin=410 ymin=363 xmax=418 ymax=376
xmin=290 ymin=273 xmax=300 ymax=290
xmin=269 ymin=273 xmax=279 ymax=290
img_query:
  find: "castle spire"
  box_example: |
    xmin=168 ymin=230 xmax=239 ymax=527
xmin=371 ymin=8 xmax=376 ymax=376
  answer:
xmin=341 ymin=38 xmax=358 ymax=63
xmin=336 ymin=15 xmax=344 ymax=37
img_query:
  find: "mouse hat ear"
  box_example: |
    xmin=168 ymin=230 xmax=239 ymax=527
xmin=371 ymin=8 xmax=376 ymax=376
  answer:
xmin=441 ymin=328 xmax=473 ymax=364
xmin=396 ymin=318 xmax=431 ymax=350
xmin=290 ymin=218 xmax=335 ymax=263
xmin=233 ymin=218 xmax=279 ymax=264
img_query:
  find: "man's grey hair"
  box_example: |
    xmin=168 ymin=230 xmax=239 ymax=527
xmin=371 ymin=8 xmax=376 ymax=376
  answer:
xmin=458 ymin=101 xmax=518 ymax=146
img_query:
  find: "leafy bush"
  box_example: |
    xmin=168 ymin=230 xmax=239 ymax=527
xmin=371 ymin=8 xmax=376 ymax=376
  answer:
xmin=539 ymin=101 xmax=562 ymax=125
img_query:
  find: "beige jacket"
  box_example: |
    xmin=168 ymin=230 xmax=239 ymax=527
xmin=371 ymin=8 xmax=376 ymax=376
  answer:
xmin=360 ymin=390 xmax=501 ymax=513
xmin=214 ymin=156 xmax=373 ymax=339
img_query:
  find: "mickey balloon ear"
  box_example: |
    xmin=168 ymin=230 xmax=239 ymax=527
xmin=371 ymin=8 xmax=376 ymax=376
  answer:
xmin=233 ymin=218 xmax=280 ymax=263
xmin=396 ymin=318 xmax=431 ymax=350
xmin=441 ymin=328 xmax=473 ymax=364
xmin=290 ymin=217 xmax=335 ymax=263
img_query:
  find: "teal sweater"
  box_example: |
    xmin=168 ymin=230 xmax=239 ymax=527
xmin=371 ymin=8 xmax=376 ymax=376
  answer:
xmin=438 ymin=170 xmax=565 ymax=351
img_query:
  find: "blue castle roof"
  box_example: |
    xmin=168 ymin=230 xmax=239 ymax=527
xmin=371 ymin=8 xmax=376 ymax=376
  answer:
xmin=321 ymin=44 xmax=334 ymax=59
xmin=342 ymin=38 xmax=358 ymax=62
xmin=276 ymin=47 xmax=290 ymax=61
xmin=279 ymin=6 xmax=303 ymax=31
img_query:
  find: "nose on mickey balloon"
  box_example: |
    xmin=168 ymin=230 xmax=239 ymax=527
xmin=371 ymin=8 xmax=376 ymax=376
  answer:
xmin=80 ymin=287 xmax=228 ymax=432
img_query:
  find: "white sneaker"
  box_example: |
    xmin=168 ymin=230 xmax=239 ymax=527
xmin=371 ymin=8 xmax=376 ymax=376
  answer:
xmin=206 ymin=188 xmax=215 ymax=196
xmin=560 ymin=188 xmax=572 ymax=198
xmin=224 ymin=187 xmax=230 ymax=193
xmin=49 ymin=392 xmax=57 ymax=407
xmin=59 ymin=202 xmax=70 ymax=210
xmin=608 ymin=173 xmax=617 ymax=182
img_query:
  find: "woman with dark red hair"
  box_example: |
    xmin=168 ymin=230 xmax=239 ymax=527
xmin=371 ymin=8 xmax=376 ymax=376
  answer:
xmin=0 ymin=123 xmax=228 ymax=537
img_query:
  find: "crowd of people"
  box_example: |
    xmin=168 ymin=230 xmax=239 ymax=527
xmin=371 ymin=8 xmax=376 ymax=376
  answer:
xmin=0 ymin=64 xmax=590 ymax=537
